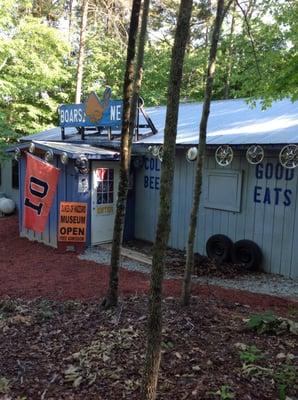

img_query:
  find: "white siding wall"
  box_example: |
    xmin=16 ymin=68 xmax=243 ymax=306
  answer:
xmin=134 ymin=150 xmax=298 ymax=278
xmin=0 ymin=159 xmax=19 ymax=205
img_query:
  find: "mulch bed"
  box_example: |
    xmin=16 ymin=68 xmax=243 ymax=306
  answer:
xmin=0 ymin=216 xmax=297 ymax=311
xmin=0 ymin=216 xmax=297 ymax=399
xmin=124 ymin=239 xmax=250 ymax=278
xmin=0 ymin=296 xmax=297 ymax=399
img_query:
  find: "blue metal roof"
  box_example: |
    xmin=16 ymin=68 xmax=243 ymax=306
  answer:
xmin=19 ymin=127 xmax=72 ymax=142
xmin=19 ymin=98 xmax=298 ymax=147
xmin=137 ymin=98 xmax=298 ymax=146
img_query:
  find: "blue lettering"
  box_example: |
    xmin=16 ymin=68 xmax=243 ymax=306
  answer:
xmin=149 ymin=176 xmax=154 ymax=189
xmin=284 ymin=189 xmax=292 ymax=206
xmin=144 ymin=176 xmax=149 ymax=188
xmin=144 ymin=157 xmax=149 ymax=170
xmin=150 ymin=158 xmax=155 ymax=170
xmin=155 ymin=177 xmax=160 ymax=190
xmin=155 ymin=159 xmax=160 ymax=171
xmin=265 ymin=163 xmax=273 ymax=179
xmin=254 ymin=186 xmax=262 ymax=203
xmin=263 ymin=187 xmax=271 ymax=204
xmin=275 ymin=164 xmax=283 ymax=180
xmin=285 ymin=169 xmax=294 ymax=181
xmin=273 ymin=188 xmax=282 ymax=205
xmin=256 ymin=164 xmax=263 ymax=179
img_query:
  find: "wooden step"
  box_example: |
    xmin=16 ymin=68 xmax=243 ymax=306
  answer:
xmin=101 ymin=244 xmax=152 ymax=265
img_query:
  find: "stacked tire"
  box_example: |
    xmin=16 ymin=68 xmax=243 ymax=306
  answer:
xmin=206 ymin=235 xmax=262 ymax=271
xmin=206 ymin=234 xmax=233 ymax=263
xmin=231 ymin=239 xmax=262 ymax=271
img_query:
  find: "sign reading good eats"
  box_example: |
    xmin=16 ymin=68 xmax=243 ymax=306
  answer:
xmin=253 ymin=162 xmax=295 ymax=206
xmin=58 ymin=202 xmax=87 ymax=242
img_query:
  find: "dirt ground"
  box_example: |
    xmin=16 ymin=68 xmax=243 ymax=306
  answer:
xmin=0 ymin=216 xmax=297 ymax=400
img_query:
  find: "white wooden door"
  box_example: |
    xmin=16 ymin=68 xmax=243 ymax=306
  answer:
xmin=91 ymin=161 xmax=119 ymax=244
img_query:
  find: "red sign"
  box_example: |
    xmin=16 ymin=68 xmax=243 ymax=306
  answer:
xmin=23 ymin=152 xmax=60 ymax=233
xmin=96 ymin=168 xmax=107 ymax=181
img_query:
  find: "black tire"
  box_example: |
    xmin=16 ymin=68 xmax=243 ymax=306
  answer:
xmin=206 ymin=234 xmax=233 ymax=263
xmin=232 ymin=239 xmax=262 ymax=270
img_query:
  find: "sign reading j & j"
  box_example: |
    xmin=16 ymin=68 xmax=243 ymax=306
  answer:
xmin=58 ymin=202 xmax=87 ymax=242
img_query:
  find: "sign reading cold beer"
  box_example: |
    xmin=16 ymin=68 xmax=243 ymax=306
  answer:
xmin=58 ymin=202 xmax=87 ymax=242
xmin=59 ymin=89 xmax=123 ymax=129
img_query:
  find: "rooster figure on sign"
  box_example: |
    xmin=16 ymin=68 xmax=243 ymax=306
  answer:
xmin=85 ymin=86 xmax=111 ymax=123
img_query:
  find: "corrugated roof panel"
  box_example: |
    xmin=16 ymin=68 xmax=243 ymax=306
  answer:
xmin=137 ymin=98 xmax=298 ymax=145
xmin=19 ymin=98 xmax=298 ymax=147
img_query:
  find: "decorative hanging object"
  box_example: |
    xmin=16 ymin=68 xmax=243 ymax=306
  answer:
xmin=75 ymin=154 xmax=89 ymax=174
xmin=147 ymin=144 xmax=162 ymax=159
xmin=157 ymin=145 xmax=164 ymax=162
xmin=279 ymin=144 xmax=298 ymax=169
xmin=44 ymin=149 xmax=54 ymax=163
xmin=14 ymin=147 xmax=22 ymax=161
xmin=186 ymin=147 xmax=198 ymax=162
xmin=246 ymin=145 xmax=264 ymax=165
xmin=151 ymin=145 xmax=159 ymax=157
xmin=29 ymin=142 xmax=35 ymax=154
xmin=215 ymin=145 xmax=233 ymax=166
xmin=60 ymin=152 xmax=69 ymax=165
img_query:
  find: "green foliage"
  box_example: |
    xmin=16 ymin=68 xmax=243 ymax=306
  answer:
xmin=0 ymin=15 xmax=70 ymax=135
xmin=274 ymin=364 xmax=297 ymax=400
xmin=217 ymin=0 xmax=298 ymax=104
xmin=209 ymin=385 xmax=235 ymax=399
xmin=0 ymin=376 xmax=10 ymax=394
xmin=246 ymin=311 xmax=279 ymax=333
xmin=246 ymin=311 xmax=298 ymax=335
xmin=36 ymin=299 xmax=54 ymax=320
xmin=0 ymin=298 xmax=17 ymax=316
xmin=239 ymin=345 xmax=264 ymax=363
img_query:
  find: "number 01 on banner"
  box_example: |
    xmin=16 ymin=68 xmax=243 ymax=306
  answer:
xmin=58 ymin=202 xmax=87 ymax=242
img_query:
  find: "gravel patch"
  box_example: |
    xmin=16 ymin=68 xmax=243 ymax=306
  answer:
xmin=193 ymin=274 xmax=298 ymax=299
xmin=79 ymin=246 xmax=151 ymax=274
xmin=79 ymin=246 xmax=298 ymax=300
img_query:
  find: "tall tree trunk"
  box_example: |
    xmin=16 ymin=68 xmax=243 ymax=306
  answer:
xmin=103 ymin=0 xmax=142 ymax=308
xmin=129 ymin=0 xmax=151 ymax=142
xmin=68 ymin=0 xmax=74 ymax=44
xmin=141 ymin=0 xmax=193 ymax=398
xmin=223 ymin=1 xmax=236 ymax=99
xmin=75 ymin=0 xmax=89 ymax=104
xmin=181 ymin=0 xmax=231 ymax=306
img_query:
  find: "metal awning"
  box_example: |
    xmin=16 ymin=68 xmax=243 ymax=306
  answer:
xmin=7 ymin=141 xmax=120 ymax=160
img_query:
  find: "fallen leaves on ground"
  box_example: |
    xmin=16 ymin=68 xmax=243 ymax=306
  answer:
xmin=0 ymin=296 xmax=297 ymax=399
